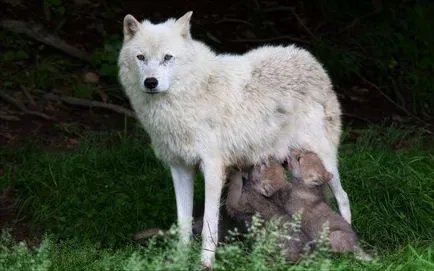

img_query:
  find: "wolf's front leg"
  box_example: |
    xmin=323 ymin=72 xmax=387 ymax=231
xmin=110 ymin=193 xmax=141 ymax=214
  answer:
xmin=200 ymin=157 xmax=225 ymax=268
xmin=170 ymin=164 xmax=196 ymax=243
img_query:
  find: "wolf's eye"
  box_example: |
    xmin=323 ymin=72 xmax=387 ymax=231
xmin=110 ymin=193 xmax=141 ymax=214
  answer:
xmin=137 ymin=54 xmax=145 ymax=61
xmin=163 ymin=54 xmax=173 ymax=61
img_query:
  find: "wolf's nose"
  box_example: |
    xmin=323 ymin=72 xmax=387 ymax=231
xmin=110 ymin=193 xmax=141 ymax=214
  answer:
xmin=144 ymin=77 xmax=159 ymax=89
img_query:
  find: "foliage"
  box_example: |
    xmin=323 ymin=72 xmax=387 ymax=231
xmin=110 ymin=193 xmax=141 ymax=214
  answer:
xmin=311 ymin=0 xmax=434 ymax=117
xmin=91 ymin=36 xmax=122 ymax=82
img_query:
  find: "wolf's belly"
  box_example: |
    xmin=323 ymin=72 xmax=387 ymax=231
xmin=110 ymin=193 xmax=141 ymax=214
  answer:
xmin=138 ymin=94 xmax=326 ymax=168
xmin=220 ymin=118 xmax=297 ymax=166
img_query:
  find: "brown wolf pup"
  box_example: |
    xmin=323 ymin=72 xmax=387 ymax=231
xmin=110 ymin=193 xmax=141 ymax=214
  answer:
xmin=225 ymin=161 xmax=310 ymax=262
xmin=253 ymin=150 xmax=366 ymax=257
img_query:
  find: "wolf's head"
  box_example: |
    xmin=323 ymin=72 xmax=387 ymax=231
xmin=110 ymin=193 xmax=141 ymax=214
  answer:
xmin=119 ymin=11 xmax=194 ymax=94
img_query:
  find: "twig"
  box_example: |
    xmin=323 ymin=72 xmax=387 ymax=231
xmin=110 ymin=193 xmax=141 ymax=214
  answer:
xmin=264 ymin=6 xmax=318 ymax=39
xmin=0 ymin=113 xmax=20 ymax=121
xmin=0 ymin=92 xmax=52 ymax=120
xmin=44 ymin=93 xmax=136 ymax=119
xmin=95 ymin=88 xmax=109 ymax=103
xmin=336 ymin=11 xmax=380 ymax=35
xmin=356 ymin=75 xmax=434 ymax=128
xmin=314 ymin=20 xmax=326 ymax=33
xmin=342 ymin=113 xmax=371 ymax=123
xmin=20 ymin=85 xmax=36 ymax=106
xmin=288 ymin=8 xmax=317 ymax=40
xmin=0 ymin=92 xmax=27 ymax=112
xmin=0 ymin=20 xmax=90 ymax=62
xmin=215 ymin=18 xmax=254 ymax=27
xmin=231 ymin=35 xmax=310 ymax=44
xmin=263 ymin=6 xmax=293 ymax=12
xmin=356 ymin=74 xmax=412 ymax=117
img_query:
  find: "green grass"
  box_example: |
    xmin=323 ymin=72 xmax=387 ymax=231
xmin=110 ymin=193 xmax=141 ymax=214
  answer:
xmin=0 ymin=131 xmax=206 ymax=247
xmin=0 ymin=125 xmax=433 ymax=270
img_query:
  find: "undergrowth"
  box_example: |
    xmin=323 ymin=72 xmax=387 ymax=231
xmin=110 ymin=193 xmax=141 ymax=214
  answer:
xmin=311 ymin=0 xmax=434 ymax=117
xmin=0 ymin=125 xmax=433 ymax=269
xmin=0 ymin=222 xmax=432 ymax=271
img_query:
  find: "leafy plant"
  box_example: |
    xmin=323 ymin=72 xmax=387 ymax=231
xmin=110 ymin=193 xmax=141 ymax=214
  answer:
xmin=91 ymin=36 xmax=122 ymax=82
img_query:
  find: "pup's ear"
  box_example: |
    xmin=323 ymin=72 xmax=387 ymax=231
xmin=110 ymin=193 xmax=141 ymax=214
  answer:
xmin=176 ymin=11 xmax=193 ymax=39
xmin=290 ymin=149 xmax=303 ymax=162
xmin=123 ymin=14 xmax=140 ymax=41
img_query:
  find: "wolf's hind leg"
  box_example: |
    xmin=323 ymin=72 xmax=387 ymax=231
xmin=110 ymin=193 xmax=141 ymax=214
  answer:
xmin=327 ymin=167 xmax=351 ymax=224
xmin=306 ymin=137 xmax=351 ymax=224
xmin=315 ymin=149 xmax=351 ymax=224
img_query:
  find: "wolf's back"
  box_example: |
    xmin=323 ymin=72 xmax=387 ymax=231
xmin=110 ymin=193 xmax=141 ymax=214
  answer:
xmin=244 ymin=45 xmax=342 ymax=147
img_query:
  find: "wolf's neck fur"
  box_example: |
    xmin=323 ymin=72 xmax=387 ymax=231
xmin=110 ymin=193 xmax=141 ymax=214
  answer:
xmin=168 ymin=40 xmax=216 ymax=97
xmin=164 ymin=39 xmax=250 ymax=101
xmin=122 ymin=38 xmax=252 ymax=165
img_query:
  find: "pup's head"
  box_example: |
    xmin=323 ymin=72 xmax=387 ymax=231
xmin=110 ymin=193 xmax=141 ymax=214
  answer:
xmin=288 ymin=150 xmax=333 ymax=188
xmin=119 ymin=11 xmax=194 ymax=94
xmin=250 ymin=159 xmax=287 ymax=197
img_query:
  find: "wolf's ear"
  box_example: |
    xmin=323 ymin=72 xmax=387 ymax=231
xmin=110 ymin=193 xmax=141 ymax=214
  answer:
xmin=176 ymin=11 xmax=193 ymax=39
xmin=123 ymin=14 xmax=140 ymax=41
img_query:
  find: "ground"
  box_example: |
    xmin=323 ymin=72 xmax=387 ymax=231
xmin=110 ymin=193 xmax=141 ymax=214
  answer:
xmin=0 ymin=0 xmax=433 ymax=257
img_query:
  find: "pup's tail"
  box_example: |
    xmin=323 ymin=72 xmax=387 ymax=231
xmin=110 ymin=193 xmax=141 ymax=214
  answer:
xmin=132 ymin=228 xmax=169 ymax=241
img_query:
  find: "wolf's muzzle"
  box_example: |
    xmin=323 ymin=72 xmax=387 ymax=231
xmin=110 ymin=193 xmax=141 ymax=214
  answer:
xmin=144 ymin=77 xmax=159 ymax=90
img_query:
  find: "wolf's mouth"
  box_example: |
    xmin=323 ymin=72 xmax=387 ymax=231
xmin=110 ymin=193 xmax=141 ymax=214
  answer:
xmin=145 ymin=91 xmax=160 ymax=95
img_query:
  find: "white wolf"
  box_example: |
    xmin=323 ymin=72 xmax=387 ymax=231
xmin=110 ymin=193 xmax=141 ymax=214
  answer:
xmin=118 ymin=11 xmax=351 ymax=267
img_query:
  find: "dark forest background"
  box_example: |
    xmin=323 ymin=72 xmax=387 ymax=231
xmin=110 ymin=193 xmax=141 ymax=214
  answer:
xmin=0 ymin=0 xmax=433 ymax=147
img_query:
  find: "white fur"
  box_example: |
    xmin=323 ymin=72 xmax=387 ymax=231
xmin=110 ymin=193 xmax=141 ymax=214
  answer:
xmin=118 ymin=11 xmax=351 ymax=267
xmin=136 ymin=58 xmax=175 ymax=93
xmin=170 ymin=164 xmax=195 ymax=242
